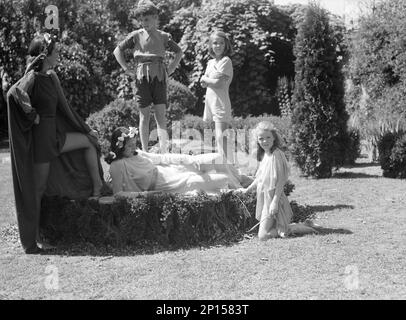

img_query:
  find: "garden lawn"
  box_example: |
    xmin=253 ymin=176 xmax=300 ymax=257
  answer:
xmin=0 ymin=150 xmax=405 ymax=300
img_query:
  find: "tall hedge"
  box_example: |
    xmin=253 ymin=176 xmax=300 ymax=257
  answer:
xmin=291 ymin=3 xmax=348 ymax=178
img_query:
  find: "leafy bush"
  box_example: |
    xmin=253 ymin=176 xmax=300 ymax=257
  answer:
xmin=40 ymin=188 xmax=313 ymax=248
xmin=387 ymin=134 xmax=406 ymax=179
xmin=86 ymin=99 xmax=142 ymax=154
xmin=377 ymin=132 xmax=398 ymax=172
xmin=0 ymin=0 xmax=36 ymax=82
xmin=0 ymin=0 xmax=119 ymax=119
xmin=166 ymin=79 xmax=197 ymax=123
xmin=178 ymin=114 xmax=291 ymax=140
xmin=55 ymin=40 xmax=100 ymax=119
xmin=291 ymin=3 xmax=349 ymax=178
xmin=378 ymin=132 xmax=406 ymax=179
xmin=343 ymin=128 xmax=361 ymax=165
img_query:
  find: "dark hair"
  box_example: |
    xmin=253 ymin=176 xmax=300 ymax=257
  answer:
xmin=134 ymin=1 xmax=159 ymax=19
xmin=26 ymin=34 xmax=57 ymax=73
xmin=208 ymin=30 xmax=234 ymax=58
xmin=104 ymin=127 xmax=138 ymax=164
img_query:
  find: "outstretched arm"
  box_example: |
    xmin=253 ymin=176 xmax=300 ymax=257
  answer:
xmin=239 ymin=178 xmax=258 ymax=193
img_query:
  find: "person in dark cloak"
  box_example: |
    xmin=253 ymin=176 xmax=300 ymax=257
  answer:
xmin=7 ymin=33 xmax=105 ymax=254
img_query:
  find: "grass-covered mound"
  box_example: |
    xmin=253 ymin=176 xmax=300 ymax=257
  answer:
xmin=40 ymin=184 xmax=314 ymax=249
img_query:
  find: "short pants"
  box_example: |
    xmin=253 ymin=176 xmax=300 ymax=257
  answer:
xmin=133 ymin=77 xmax=167 ymax=109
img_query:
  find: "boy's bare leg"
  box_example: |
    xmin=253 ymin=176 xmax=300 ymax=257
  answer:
xmin=139 ymin=106 xmax=151 ymax=152
xmin=153 ymin=103 xmax=169 ymax=153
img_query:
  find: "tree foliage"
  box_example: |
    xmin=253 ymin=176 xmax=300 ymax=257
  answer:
xmin=345 ymin=0 xmax=406 ymax=141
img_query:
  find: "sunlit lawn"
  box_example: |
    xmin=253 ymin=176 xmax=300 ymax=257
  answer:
xmin=0 ymin=150 xmax=405 ymax=299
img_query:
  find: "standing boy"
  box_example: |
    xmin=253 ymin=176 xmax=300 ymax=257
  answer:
xmin=113 ymin=0 xmax=183 ymax=152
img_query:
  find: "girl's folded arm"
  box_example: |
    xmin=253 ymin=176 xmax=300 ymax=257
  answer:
xmin=202 ymin=74 xmax=229 ymax=88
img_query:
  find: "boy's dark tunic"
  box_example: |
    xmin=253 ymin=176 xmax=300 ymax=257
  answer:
xmin=7 ymin=70 xmax=104 ymax=252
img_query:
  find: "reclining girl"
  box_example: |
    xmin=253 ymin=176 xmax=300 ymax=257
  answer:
xmin=105 ymin=127 xmax=236 ymax=194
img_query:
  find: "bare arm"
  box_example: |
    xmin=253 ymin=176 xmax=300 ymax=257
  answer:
xmin=244 ymin=178 xmax=258 ymax=192
xmin=114 ymin=46 xmax=128 ymax=71
xmin=166 ymin=39 xmax=183 ymax=76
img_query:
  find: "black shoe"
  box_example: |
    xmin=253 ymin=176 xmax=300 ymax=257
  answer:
xmin=25 ymin=245 xmax=45 ymax=255
xmin=37 ymin=241 xmax=56 ymax=250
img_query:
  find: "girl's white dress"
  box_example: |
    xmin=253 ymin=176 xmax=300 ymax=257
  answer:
xmin=109 ymin=151 xmax=229 ymax=194
xmin=255 ymin=148 xmax=293 ymax=236
xmin=203 ymin=56 xmax=233 ymax=123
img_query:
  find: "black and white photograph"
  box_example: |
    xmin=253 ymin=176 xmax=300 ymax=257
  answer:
xmin=0 ymin=0 xmax=405 ymax=304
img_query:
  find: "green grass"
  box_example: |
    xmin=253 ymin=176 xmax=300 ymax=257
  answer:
xmin=0 ymin=151 xmax=405 ymax=300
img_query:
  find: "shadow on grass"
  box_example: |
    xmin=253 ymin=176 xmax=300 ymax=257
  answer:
xmin=309 ymin=204 xmax=355 ymax=213
xmin=342 ymin=162 xmax=380 ymax=169
xmin=33 ymin=237 xmax=245 ymax=257
xmin=312 ymin=226 xmax=353 ymax=235
xmin=288 ymin=225 xmax=353 ymax=238
xmin=332 ymin=172 xmax=381 ymax=179
xmin=2 ymin=220 xmax=352 ymax=258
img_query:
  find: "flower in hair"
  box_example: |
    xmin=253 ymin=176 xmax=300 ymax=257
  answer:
xmin=115 ymin=127 xmax=138 ymax=149
xmin=128 ymin=127 xmax=138 ymax=138
xmin=116 ymin=136 xmax=125 ymax=149
xmin=43 ymin=33 xmax=52 ymax=45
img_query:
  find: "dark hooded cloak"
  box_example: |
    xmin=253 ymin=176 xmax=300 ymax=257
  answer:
xmin=7 ymin=69 xmax=104 ymax=252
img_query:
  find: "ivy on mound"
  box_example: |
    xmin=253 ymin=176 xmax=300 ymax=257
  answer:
xmin=40 ymin=183 xmax=314 ymax=248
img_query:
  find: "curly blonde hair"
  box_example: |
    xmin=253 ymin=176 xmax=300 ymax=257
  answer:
xmin=251 ymin=121 xmax=284 ymax=162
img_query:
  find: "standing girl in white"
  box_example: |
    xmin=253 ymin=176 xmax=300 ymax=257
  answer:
xmin=200 ymin=30 xmax=234 ymax=162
